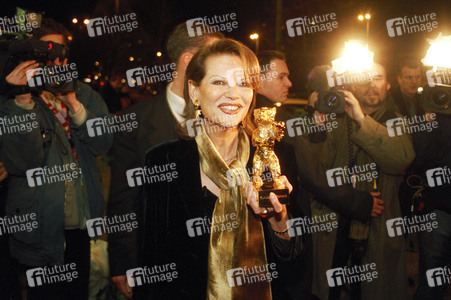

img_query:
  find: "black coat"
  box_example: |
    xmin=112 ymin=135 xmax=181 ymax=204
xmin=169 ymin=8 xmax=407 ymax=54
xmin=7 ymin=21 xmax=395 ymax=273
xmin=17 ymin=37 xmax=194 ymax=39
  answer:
xmin=135 ymin=138 xmax=311 ymax=300
xmin=107 ymin=92 xmax=179 ymax=277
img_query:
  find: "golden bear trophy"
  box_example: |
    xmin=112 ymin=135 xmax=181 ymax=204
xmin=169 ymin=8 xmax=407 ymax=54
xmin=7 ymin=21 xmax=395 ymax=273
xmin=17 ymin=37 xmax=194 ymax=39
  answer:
xmin=252 ymin=107 xmax=289 ymax=207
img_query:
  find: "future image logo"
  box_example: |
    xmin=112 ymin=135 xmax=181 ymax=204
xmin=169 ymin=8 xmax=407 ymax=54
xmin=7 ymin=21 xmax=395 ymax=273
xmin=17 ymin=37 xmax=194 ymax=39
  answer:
xmin=186 ymin=13 xmax=238 ymax=37
xmin=426 ymin=267 xmax=451 ymax=287
xmin=386 ymin=214 xmax=438 ymax=237
xmin=26 ymin=64 xmax=78 ymax=88
xmin=386 ymin=114 xmax=438 ymax=137
xmin=226 ymin=263 xmax=277 ymax=287
xmin=386 ymin=13 xmax=438 ymax=37
xmin=286 ymin=13 xmax=338 ymax=37
xmin=125 ymin=64 xmax=177 ymax=87
xmin=326 ymin=263 xmax=378 ymax=287
xmin=87 ymin=13 xmax=138 ymax=37
xmin=126 ymin=264 xmax=178 ymax=287
xmin=86 ymin=113 xmax=138 ymax=137
xmin=326 ymin=163 xmax=378 ymax=187
xmin=426 ymin=166 xmax=451 ymax=187
xmin=26 ymin=264 xmax=78 ymax=287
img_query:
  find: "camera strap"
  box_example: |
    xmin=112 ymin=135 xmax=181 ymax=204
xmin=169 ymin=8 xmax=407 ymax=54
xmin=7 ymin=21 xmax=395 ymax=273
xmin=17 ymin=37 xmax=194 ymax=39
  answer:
xmin=40 ymin=93 xmax=78 ymax=162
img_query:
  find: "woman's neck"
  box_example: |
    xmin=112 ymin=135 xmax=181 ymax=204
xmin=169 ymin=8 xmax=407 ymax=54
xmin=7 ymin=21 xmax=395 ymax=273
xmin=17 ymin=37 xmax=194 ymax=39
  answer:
xmin=205 ymin=123 xmax=240 ymax=162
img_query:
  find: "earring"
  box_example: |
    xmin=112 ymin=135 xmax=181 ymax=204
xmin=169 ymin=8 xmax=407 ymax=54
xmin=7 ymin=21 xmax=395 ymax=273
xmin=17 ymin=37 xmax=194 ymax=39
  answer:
xmin=194 ymin=100 xmax=202 ymax=119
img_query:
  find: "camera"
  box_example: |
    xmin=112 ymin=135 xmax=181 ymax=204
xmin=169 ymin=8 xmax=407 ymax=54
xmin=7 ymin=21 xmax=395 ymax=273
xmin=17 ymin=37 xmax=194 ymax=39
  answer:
xmin=8 ymin=39 xmax=68 ymax=64
xmin=1 ymin=38 xmax=73 ymax=94
xmin=316 ymin=87 xmax=346 ymax=113
xmin=421 ymin=85 xmax=451 ymax=114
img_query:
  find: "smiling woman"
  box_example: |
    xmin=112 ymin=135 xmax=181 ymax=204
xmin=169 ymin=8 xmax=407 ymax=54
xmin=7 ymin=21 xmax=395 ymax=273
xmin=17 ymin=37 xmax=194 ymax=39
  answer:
xmin=137 ymin=39 xmax=305 ymax=300
xmin=179 ymin=38 xmax=260 ymax=138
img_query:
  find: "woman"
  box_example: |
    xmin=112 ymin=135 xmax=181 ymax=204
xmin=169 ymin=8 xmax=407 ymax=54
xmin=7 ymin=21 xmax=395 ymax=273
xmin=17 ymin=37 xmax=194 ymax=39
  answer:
xmin=134 ymin=39 xmax=306 ymax=300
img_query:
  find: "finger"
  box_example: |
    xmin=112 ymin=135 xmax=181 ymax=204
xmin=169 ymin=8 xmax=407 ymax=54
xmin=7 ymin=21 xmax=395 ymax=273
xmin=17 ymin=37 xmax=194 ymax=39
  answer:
xmin=279 ymin=176 xmax=293 ymax=193
xmin=0 ymin=171 xmax=7 ymax=182
xmin=245 ymin=183 xmax=265 ymax=215
xmin=115 ymin=279 xmax=132 ymax=298
xmin=370 ymin=192 xmax=381 ymax=197
xmin=268 ymin=192 xmax=283 ymax=214
xmin=377 ymin=199 xmax=385 ymax=205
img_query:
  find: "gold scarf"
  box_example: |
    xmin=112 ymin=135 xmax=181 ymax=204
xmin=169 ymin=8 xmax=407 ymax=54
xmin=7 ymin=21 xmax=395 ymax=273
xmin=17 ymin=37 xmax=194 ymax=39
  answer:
xmin=195 ymin=124 xmax=272 ymax=300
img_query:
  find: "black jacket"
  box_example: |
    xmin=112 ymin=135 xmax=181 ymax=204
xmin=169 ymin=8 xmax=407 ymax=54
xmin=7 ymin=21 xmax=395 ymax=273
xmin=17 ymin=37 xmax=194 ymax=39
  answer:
xmin=136 ymin=138 xmax=310 ymax=300
xmin=107 ymin=92 xmax=179 ymax=277
xmin=412 ymin=113 xmax=451 ymax=214
xmin=390 ymin=87 xmax=422 ymax=118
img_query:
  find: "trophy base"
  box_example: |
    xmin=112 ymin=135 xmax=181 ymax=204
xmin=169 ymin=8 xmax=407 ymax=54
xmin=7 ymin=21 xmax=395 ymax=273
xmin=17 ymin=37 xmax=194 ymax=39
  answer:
xmin=258 ymin=188 xmax=289 ymax=207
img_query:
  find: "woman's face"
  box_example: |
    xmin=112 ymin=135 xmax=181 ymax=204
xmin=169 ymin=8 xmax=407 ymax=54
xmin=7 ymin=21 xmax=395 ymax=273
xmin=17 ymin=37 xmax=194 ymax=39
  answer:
xmin=189 ymin=54 xmax=253 ymax=129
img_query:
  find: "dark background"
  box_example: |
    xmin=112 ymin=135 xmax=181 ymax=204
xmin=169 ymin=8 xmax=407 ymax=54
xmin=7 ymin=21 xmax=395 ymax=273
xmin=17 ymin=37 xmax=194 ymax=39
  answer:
xmin=4 ymin=0 xmax=451 ymax=98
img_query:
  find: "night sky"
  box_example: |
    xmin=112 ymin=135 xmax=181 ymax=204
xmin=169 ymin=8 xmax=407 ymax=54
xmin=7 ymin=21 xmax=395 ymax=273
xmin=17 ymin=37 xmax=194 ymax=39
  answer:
xmin=4 ymin=0 xmax=451 ymax=98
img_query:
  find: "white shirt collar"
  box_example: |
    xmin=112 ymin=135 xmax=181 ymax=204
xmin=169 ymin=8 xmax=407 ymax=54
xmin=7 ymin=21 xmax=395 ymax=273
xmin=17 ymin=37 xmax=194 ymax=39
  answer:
xmin=166 ymin=82 xmax=185 ymax=123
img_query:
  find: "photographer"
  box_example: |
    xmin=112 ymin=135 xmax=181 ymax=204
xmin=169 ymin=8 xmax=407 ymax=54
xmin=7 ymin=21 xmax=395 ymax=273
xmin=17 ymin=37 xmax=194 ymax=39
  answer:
xmin=307 ymin=64 xmax=415 ymax=300
xmin=0 ymin=19 xmax=111 ymax=300
xmin=413 ymin=108 xmax=451 ymax=299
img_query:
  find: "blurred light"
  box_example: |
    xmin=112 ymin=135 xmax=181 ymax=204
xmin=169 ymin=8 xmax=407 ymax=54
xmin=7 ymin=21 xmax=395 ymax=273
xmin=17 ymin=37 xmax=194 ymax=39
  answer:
xmin=83 ymin=19 xmax=89 ymax=25
xmin=129 ymin=56 xmax=134 ymax=62
xmin=250 ymin=33 xmax=259 ymax=40
xmin=422 ymin=33 xmax=451 ymax=69
xmin=121 ymin=79 xmax=126 ymax=83
xmin=83 ymin=78 xmax=91 ymax=83
xmin=94 ymin=75 xmax=99 ymax=80
xmin=331 ymin=40 xmax=374 ymax=74
xmin=156 ymin=51 xmax=162 ymax=57
xmin=68 ymin=36 xmax=73 ymax=41
xmin=100 ymin=81 xmax=105 ymax=86
xmin=417 ymin=87 xmax=424 ymax=93
xmin=358 ymin=15 xmax=364 ymax=21
xmin=365 ymin=13 xmax=371 ymax=20
xmin=94 ymin=61 xmax=99 ymax=66
xmin=275 ymin=102 xmax=282 ymax=107
xmin=72 ymin=18 xmax=78 ymax=24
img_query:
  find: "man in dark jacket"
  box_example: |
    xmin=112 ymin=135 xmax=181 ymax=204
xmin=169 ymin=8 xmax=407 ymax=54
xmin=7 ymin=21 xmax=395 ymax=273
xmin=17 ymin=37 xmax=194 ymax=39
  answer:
xmin=255 ymin=50 xmax=295 ymax=123
xmin=106 ymin=23 xmax=223 ymax=297
xmin=413 ymin=109 xmax=451 ymax=300
xmin=391 ymin=59 xmax=422 ymax=118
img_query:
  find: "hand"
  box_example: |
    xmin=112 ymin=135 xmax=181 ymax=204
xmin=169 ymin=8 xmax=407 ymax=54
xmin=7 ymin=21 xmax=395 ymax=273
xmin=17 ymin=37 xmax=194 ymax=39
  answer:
xmin=55 ymin=92 xmax=81 ymax=113
xmin=245 ymin=176 xmax=293 ymax=239
xmin=341 ymin=90 xmax=365 ymax=125
xmin=50 ymin=57 xmax=68 ymax=66
xmin=308 ymin=91 xmax=319 ymax=107
xmin=370 ymin=192 xmax=385 ymax=218
xmin=0 ymin=162 xmax=7 ymax=182
xmin=111 ymin=275 xmax=132 ymax=298
xmin=6 ymin=60 xmax=39 ymax=86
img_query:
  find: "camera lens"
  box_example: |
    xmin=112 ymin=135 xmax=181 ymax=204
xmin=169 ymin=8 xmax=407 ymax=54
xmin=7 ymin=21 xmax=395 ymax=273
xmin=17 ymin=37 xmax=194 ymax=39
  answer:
xmin=431 ymin=88 xmax=450 ymax=108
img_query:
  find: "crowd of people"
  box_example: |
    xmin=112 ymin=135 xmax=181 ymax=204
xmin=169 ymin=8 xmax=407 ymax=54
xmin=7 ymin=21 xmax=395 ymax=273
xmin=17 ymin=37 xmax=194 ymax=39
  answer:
xmin=0 ymin=16 xmax=449 ymax=300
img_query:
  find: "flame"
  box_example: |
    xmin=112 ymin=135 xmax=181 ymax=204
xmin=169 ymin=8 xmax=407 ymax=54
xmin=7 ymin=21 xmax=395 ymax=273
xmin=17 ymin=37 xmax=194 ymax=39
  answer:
xmin=331 ymin=40 xmax=374 ymax=74
xmin=422 ymin=33 xmax=451 ymax=70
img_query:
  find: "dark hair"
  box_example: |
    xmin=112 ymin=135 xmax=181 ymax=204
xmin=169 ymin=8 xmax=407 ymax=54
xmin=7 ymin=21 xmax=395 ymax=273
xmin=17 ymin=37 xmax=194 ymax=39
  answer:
xmin=166 ymin=23 xmax=225 ymax=65
xmin=256 ymin=50 xmax=286 ymax=74
xmin=33 ymin=18 xmax=71 ymax=46
xmin=178 ymin=38 xmax=260 ymax=139
xmin=307 ymin=65 xmax=332 ymax=92
xmin=397 ymin=58 xmax=422 ymax=76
